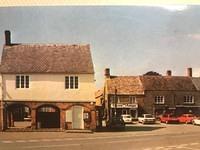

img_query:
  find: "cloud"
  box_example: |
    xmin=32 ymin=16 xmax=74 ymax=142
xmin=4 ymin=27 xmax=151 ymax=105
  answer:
xmin=159 ymin=5 xmax=188 ymax=11
xmin=187 ymin=34 xmax=200 ymax=40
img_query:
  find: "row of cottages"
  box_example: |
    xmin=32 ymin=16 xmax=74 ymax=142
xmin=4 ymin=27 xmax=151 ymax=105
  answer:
xmin=0 ymin=31 xmax=96 ymax=131
xmin=96 ymin=68 xmax=200 ymax=125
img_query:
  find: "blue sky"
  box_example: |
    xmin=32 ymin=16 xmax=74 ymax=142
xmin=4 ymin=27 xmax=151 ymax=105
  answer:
xmin=0 ymin=6 xmax=200 ymax=88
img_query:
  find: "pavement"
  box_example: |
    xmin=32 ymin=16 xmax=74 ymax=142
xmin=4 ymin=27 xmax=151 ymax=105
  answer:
xmin=0 ymin=123 xmax=200 ymax=150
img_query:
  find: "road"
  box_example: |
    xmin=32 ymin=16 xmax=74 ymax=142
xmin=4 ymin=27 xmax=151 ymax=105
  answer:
xmin=0 ymin=124 xmax=200 ymax=150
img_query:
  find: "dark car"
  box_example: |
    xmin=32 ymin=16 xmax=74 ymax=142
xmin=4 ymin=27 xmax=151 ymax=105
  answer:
xmin=106 ymin=117 xmax=125 ymax=129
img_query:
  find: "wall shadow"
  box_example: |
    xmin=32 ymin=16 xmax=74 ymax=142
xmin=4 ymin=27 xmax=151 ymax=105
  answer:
xmin=96 ymin=125 xmax=165 ymax=132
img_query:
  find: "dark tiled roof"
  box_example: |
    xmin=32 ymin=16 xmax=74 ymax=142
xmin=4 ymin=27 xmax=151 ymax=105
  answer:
xmin=191 ymin=77 xmax=200 ymax=91
xmin=139 ymin=76 xmax=197 ymax=91
xmin=0 ymin=44 xmax=94 ymax=74
xmin=106 ymin=75 xmax=198 ymax=94
xmin=106 ymin=76 xmax=144 ymax=95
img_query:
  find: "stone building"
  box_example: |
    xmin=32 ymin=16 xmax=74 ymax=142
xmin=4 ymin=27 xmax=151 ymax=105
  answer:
xmin=140 ymin=69 xmax=200 ymax=116
xmin=0 ymin=30 xmax=96 ymax=131
xmin=99 ymin=68 xmax=200 ymax=122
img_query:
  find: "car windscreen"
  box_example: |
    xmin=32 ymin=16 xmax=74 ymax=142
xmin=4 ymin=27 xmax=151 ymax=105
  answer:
xmin=145 ymin=115 xmax=153 ymax=118
xmin=124 ymin=116 xmax=131 ymax=118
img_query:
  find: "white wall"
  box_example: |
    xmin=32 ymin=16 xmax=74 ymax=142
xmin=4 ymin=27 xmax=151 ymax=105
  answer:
xmin=3 ymin=74 xmax=95 ymax=102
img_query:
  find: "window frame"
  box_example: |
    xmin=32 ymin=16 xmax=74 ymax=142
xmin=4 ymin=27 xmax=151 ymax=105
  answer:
xmin=16 ymin=75 xmax=30 ymax=89
xmin=65 ymin=76 xmax=79 ymax=90
xmin=155 ymin=96 xmax=165 ymax=104
xmin=184 ymin=96 xmax=194 ymax=104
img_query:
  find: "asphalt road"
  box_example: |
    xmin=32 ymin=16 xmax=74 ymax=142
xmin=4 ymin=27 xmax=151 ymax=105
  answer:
xmin=0 ymin=124 xmax=200 ymax=150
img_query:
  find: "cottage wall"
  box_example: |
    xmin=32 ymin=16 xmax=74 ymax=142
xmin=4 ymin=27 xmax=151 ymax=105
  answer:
xmin=2 ymin=74 xmax=95 ymax=102
xmin=142 ymin=90 xmax=200 ymax=116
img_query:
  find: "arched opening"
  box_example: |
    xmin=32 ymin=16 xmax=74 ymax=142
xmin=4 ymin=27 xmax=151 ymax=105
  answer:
xmin=65 ymin=105 xmax=86 ymax=129
xmin=7 ymin=104 xmax=31 ymax=128
xmin=36 ymin=105 xmax=60 ymax=128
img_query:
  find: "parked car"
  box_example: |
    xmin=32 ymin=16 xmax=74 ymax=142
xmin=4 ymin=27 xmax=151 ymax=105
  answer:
xmin=121 ymin=114 xmax=133 ymax=124
xmin=138 ymin=114 xmax=156 ymax=124
xmin=192 ymin=117 xmax=200 ymax=126
xmin=178 ymin=114 xmax=196 ymax=124
xmin=106 ymin=116 xmax=125 ymax=129
xmin=160 ymin=114 xmax=179 ymax=124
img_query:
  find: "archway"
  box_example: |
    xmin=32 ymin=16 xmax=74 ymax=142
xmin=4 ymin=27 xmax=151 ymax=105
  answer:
xmin=6 ymin=104 xmax=31 ymax=128
xmin=36 ymin=105 xmax=60 ymax=128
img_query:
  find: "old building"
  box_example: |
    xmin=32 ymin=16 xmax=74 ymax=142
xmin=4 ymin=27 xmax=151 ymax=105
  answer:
xmin=0 ymin=30 xmax=96 ymax=131
xmin=140 ymin=69 xmax=200 ymax=116
xmin=102 ymin=68 xmax=144 ymax=123
xmin=100 ymin=68 xmax=200 ymax=122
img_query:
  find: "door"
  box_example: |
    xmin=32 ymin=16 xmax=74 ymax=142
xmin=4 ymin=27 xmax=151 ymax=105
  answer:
xmin=72 ymin=106 xmax=84 ymax=129
xmin=37 ymin=105 xmax=60 ymax=128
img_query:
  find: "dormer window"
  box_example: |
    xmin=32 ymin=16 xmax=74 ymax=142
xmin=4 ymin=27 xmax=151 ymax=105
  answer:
xmin=16 ymin=75 xmax=29 ymax=88
xmin=155 ymin=96 xmax=165 ymax=104
xmin=184 ymin=96 xmax=194 ymax=104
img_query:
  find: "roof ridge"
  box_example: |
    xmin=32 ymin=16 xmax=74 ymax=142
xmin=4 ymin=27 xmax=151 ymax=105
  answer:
xmin=4 ymin=43 xmax=90 ymax=47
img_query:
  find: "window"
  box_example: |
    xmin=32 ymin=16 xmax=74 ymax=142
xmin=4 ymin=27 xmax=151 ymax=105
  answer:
xmin=129 ymin=96 xmax=136 ymax=104
xmin=184 ymin=96 xmax=194 ymax=104
xmin=155 ymin=96 xmax=165 ymax=104
xmin=65 ymin=76 xmax=79 ymax=89
xmin=16 ymin=75 xmax=30 ymax=89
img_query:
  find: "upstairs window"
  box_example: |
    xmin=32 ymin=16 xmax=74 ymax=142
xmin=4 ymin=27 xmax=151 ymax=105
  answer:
xmin=155 ymin=96 xmax=165 ymax=104
xmin=184 ymin=96 xmax=194 ymax=104
xmin=16 ymin=75 xmax=30 ymax=88
xmin=65 ymin=76 xmax=79 ymax=89
xmin=129 ymin=96 xmax=136 ymax=104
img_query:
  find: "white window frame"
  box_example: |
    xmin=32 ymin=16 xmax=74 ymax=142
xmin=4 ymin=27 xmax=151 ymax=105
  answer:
xmin=65 ymin=76 xmax=79 ymax=89
xmin=184 ymin=96 xmax=194 ymax=104
xmin=155 ymin=96 xmax=165 ymax=104
xmin=16 ymin=75 xmax=30 ymax=89
xmin=129 ymin=96 xmax=136 ymax=104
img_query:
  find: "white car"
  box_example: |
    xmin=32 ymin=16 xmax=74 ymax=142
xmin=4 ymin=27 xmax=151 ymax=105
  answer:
xmin=192 ymin=117 xmax=200 ymax=125
xmin=121 ymin=114 xmax=133 ymax=124
xmin=138 ymin=114 xmax=156 ymax=124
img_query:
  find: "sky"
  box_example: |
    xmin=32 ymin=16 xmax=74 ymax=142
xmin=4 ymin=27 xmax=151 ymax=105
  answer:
xmin=0 ymin=5 xmax=200 ymax=88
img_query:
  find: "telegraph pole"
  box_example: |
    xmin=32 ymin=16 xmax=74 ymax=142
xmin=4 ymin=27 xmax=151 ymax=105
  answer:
xmin=114 ymin=87 xmax=117 ymax=117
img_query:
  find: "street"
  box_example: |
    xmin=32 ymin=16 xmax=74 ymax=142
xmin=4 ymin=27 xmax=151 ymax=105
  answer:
xmin=0 ymin=124 xmax=200 ymax=150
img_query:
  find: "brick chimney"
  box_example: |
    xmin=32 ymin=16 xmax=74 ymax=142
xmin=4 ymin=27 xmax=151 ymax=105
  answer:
xmin=105 ymin=68 xmax=110 ymax=78
xmin=5 ymin=30 xmax=11 ymax=45
xmin=166 ymin=70 xmax=172 ymax=76
xmin=187 ymin=68 xmax=192 ymax=77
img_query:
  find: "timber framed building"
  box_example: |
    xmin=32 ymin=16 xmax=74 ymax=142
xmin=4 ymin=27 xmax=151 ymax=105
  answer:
xmin=0 ymin=31 xmax=96 ymax=131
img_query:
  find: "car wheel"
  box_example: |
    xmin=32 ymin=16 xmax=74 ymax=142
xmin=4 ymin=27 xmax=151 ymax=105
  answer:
xmin=192 ymin=121 xmax=195 ymax=125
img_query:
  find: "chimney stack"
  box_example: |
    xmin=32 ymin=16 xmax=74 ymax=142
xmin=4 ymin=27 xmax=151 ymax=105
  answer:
xmin=187 ymin=68 xmax=192 ymax=77
xmin=166 ymin=70 xmax=172 ymax=76
xmin=5 ymin=30 xmax=11 ymax=45
xmin=105 ymin=68 xmax=110 ymax=78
